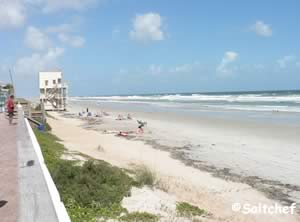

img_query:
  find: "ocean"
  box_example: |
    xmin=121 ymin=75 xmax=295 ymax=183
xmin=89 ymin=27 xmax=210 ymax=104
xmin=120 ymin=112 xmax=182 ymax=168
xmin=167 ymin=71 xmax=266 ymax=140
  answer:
xmin=72 ymin=90 xmax=300 ymax=113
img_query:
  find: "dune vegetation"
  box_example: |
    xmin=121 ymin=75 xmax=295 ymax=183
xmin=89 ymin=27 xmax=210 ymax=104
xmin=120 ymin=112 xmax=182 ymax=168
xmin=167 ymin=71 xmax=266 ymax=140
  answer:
xmin=34 ymin=128 xmax=159 ymax=222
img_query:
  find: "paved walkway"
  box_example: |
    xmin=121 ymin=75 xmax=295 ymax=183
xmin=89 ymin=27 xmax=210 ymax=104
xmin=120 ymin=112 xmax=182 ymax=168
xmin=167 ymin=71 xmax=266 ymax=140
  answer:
xmin=17 ymin=113 xmax=59 ymax=222
xmin=0 ymin=111 xmax=62 ymax=222
xmin=0 ymin=113 xmax=18 ymax=222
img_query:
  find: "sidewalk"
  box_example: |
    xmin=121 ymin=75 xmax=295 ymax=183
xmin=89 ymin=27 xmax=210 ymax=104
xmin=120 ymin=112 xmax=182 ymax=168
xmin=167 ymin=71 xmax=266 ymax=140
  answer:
xmin=0 ymin=111 xmax=67 ymax=222
xmin=0 ymin=113 xmax=18 ymax=222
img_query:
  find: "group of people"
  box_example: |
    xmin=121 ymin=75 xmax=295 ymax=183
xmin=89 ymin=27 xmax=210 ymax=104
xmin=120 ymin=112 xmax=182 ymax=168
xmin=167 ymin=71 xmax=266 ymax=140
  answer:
xmin=116 ymin=114 xmax=132 ymax=120
xmin=77 ymin=107 xmax=147 ymax=135
xmin=78 ymin=108 xmax=110 ymax=118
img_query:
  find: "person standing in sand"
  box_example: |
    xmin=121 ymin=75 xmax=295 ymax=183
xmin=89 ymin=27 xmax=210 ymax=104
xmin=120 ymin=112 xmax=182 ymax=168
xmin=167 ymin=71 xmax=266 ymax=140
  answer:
xmin=137 ymin=120 xmax=147 ymax=134
xmin=6 ymin=95 xmax=15 ymax=125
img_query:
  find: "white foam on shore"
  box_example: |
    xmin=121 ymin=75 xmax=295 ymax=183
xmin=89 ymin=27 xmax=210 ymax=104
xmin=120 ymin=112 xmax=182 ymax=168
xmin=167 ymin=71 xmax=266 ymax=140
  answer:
xmin=71 ymin=93 xmax=300 ymax=103
xmin=70 ymin=92 xmax=300 ymax=113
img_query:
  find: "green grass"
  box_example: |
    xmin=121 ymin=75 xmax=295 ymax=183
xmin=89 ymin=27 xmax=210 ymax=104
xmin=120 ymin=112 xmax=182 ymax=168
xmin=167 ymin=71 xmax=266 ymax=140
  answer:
xmin=134 ymin=165 xmax=156 ymax=187
xmin=33 ymin=129 xmax=135 ymax=222
xmin=120 ymin=212 xmax=159 ymax=222
xmin=176 ymin=202 xmax=206 ymax=218
xmin=34 ymin=129 xmax=64 ymax=172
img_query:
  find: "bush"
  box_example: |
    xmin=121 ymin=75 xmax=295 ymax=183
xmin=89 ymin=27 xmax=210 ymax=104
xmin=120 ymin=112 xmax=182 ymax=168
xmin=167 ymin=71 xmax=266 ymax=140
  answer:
xmin=53 ymin=160 xmax=133 ymax=208
xmin=34 ymin=129 xmax=64 ymax=171
xmin=134 ymin=165 xmax=156 ymax=187
xmin=176 ymin=202 xmax=206 ymax=217
xmin=120 ymin=212 xmax=159 ymax=222
xmin=34 ymin=129 xmax=135 ymax=222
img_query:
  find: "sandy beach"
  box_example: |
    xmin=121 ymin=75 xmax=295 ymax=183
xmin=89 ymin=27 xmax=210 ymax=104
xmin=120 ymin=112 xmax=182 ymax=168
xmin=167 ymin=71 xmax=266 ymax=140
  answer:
xmin=46 ymin=100 xmax=300 ymax=222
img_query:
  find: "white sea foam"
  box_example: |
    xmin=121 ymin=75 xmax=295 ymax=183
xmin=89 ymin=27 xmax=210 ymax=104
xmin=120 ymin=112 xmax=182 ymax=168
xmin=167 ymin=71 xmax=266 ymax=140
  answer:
xmin=71 ymin=92 xmax=300 ymax=113
xmin=71 ymin=94 xmax=300 ymax=103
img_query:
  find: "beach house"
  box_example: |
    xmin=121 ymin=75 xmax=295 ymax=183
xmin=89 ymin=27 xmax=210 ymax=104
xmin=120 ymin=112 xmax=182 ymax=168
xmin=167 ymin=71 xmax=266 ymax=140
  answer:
xmin=39 ymin=71 xmax=68 ymax=111
xmin=0 ymin=82 xmax=9 ymax=112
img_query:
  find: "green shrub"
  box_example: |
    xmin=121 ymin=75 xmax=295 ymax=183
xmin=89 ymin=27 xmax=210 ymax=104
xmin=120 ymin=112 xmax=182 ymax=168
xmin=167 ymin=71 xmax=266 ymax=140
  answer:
xmin=66 ymin=201 xmax=126 ymax=222
xmin=176 ymin=202 xmax=206 ymax=217
xmin=120 ymin=212 xmax=159 ymax=222
xmin=134 ymin=165 xmax=156 ymax=187
xmin=53 ymin=160 xmax=133 ymax=208
xmin=34 ymin=129 xmax=135 ymax=222
xmin=33 ymin=129 xmax=64 ymax=171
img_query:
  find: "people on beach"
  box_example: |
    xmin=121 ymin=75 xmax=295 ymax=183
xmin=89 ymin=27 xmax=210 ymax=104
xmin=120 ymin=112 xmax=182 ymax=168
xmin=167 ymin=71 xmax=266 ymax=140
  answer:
xmin=6 ymin=95 xmax=15 ymax=125
xmin=116 ymin=114 xmax=125 ymax=120
xmin=95 ymin=111 xmax=102 ymax=117
xmin=127 ymin=114 xmax=132 ymax=120
xmin=137 ymin=120 xmax=147 ymax=134
xmin=117 ymin=131 xmax=129 ymax=137
xmin=102 ymin=111 xmax=110 ymax=116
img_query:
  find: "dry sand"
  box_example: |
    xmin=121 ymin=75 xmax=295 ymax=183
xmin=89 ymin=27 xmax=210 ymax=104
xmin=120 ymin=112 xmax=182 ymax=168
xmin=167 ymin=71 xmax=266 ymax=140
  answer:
xmin=47 ymin=110 xmax=299 ymax=222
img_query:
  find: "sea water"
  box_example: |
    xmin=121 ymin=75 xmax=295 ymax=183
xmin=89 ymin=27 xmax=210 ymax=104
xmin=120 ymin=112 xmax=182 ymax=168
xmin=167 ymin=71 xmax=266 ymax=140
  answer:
xmin=71 ymin=90 xmax=300 ymax=126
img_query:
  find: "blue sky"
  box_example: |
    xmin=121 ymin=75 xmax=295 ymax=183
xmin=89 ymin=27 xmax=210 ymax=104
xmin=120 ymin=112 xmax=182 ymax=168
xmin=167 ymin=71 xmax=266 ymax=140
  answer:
xmin=0 ymin=0 xmax=300 ymax=97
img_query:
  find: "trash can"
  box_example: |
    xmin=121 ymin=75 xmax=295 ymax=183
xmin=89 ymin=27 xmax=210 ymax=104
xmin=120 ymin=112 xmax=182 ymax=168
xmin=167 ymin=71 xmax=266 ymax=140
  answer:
xmin=37 ymin=124 xmax=45 ymax=131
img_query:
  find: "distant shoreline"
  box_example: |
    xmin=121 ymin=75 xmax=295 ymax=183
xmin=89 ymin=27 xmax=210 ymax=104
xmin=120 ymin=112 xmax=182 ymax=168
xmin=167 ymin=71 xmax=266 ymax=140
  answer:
xmin=72 ymin=88 xmax=300 ymax=98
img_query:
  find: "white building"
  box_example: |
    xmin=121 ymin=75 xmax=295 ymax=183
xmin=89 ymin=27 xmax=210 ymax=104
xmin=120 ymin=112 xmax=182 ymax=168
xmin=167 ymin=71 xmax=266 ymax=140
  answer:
xmin=39 ymin=71 xmax=68 ymax=111
xmin=0 ymin=82 xmax=9 ymax=112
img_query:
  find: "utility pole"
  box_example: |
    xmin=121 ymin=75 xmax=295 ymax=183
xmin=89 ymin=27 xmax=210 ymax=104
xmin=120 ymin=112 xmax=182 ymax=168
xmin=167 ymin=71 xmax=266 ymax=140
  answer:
xmin=9 ymin=69 xmax=15 ymax=96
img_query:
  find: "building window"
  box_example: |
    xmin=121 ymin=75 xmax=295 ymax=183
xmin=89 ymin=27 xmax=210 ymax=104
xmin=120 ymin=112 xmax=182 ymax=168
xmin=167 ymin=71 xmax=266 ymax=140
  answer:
xmin=58 ymin=78 xmax=61 ymax=84
xmin=45 ymin=80 xmax=48 ymax=86
xmin=53 ymin=80 xmax=56 ymax=84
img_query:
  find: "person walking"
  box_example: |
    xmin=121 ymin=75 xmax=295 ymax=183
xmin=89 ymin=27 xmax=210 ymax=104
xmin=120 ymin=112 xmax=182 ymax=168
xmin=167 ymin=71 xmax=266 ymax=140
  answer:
xmin=6 ymin=95 xmax=15 ymax=125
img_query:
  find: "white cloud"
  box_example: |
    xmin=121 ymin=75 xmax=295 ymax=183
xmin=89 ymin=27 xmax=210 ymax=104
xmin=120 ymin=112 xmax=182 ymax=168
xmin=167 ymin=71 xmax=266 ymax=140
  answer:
xmin=41 ymin=0 xmax=98 ymax=13
xmin=46 ymin=19 xmax=86 ymax=48
xmin=130 ymin=13 xmax=164 ymax=42
xmin=0 ymin=0 xmax=96 ymax=30
xmin=170 ymin=62 xmax=200 ymax=74
xmin=217 ymin=51 xmax=238 ymax=75
xmin=25 ymin=26 xmax=52 ymax=50
xmin=140 ymin=62 xmax=201 ymax=76
xmin=0 ymin=0 xmax=26 ymax=29
xmin=47 ymin=23 xmax=75 ymax=34
xmin=277 ymin=55 xmax=295 ymax=68
xmin=14 ymin=47 xmax=64 ymax=76
xmin=250 ymin=21 xmax=272 ymax=37
xmin=46 ymin=16 xmax=83 ymax=33
xmin=58 ymin=33 xmax=85 ymax=48
xmin=148 ymin=64 xmax=163 ymax=75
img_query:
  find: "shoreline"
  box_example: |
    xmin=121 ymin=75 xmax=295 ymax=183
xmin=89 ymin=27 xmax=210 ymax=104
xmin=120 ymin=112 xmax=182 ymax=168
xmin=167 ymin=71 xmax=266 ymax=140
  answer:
xmin=130 ymin=136 xmax=300 ymax=208
xmin=47 ymin=106 xmax=300 ymax=221
xmin=65 ymin=101 xmax=300 ymax=209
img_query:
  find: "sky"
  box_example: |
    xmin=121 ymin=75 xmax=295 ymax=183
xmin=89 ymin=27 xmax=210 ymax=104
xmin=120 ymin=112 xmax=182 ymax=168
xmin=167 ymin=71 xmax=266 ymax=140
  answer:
xmin=0 ymin=0 xmax=300 ymax=97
